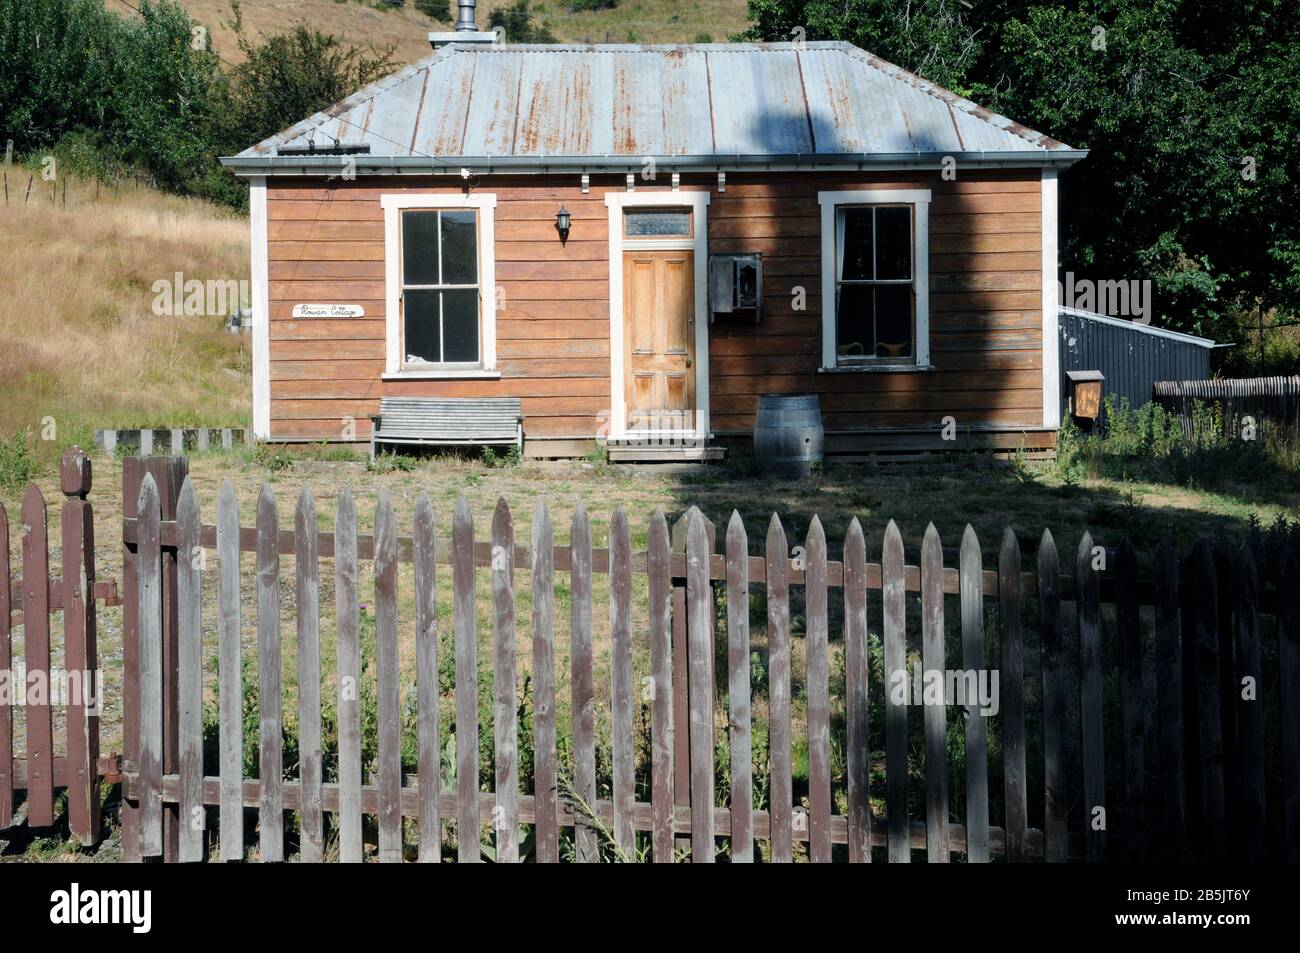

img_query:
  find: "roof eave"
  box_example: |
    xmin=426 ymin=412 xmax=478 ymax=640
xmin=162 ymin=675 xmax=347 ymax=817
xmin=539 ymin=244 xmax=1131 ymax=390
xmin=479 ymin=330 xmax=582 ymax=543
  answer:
xmin=1059 ymin=307 xmax=1217 ymax=348
xmin=219 ymin=149 xmax=1089 ymax=177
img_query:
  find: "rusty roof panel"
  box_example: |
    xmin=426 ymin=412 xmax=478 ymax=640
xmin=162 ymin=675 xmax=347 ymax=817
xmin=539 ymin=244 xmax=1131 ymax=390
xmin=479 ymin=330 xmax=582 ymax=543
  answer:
xmin=610 ymin=48 xmax=709 ymax=156
xmin=707 ymin=48 xmax=813 ymax=155
xmin=238 ymin=42 xmax=1078 ymax=163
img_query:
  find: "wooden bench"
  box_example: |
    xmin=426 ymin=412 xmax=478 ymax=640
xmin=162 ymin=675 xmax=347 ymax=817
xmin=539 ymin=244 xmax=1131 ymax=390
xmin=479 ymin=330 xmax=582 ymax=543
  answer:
xmin=370 ymin=397 xmax=522 ymax=460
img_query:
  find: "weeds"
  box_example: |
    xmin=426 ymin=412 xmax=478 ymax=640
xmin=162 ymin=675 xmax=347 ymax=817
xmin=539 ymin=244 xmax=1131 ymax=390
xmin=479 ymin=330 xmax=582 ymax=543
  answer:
xmin=582 ymin=443 xmax=609 ymax=472
xmin=245 ymin=443 xmax=295 ymax=472
xmin=367 ymin=451 xmax=415 ymax=474
xmin=1052 ymin=395 xmax=1299 ymax=492
xmin=481 ymin=445 xmax=522 ymax=468
xmin=0 ymin=428 xmax=37 ymax=490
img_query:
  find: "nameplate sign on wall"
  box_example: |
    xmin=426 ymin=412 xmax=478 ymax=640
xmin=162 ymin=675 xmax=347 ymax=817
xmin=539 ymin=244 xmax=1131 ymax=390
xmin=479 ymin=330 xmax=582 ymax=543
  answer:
xmin=292 ymin=304 xmax=365 ymax=318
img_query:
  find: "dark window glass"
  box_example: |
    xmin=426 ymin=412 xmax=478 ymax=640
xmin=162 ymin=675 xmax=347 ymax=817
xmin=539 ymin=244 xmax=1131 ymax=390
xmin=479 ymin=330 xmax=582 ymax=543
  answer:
xmin=834 ymin=204 xmax=916 ymax=363
xmin=403 ymin=289 xmax=441 ymax=363
xmin=836 ymin=284 xmax=874 ymax=359
xmin=441 ymin=290 xmax=479 ymax=362
xmin=402 ymin=211 xmax=441 ymax=285
xmin=839 ymin=208 xmax=874 ymax=280
xmin=440 ymin=211 xmax=478 ymax=284
xmin=400 ymin=208 xmax=481 ymax=365
xmin=874 ymin=285 xmax=913 ymax=358
xmin=875 ymin=206 xmax=911 ymax=280
xmin=624 ymin=210 xmax=691 ymax=236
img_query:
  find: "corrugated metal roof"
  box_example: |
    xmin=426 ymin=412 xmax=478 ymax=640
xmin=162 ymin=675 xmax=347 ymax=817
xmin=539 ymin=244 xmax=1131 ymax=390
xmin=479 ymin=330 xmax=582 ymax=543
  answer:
xmin=229 ymin=42 xmax=1082 ymax=171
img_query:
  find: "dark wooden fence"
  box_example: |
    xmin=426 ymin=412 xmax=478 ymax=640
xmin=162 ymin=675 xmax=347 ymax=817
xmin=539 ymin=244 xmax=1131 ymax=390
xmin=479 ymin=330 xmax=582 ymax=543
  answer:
xmin=1154 ymin=375 xmax=1300 ymax=439
xmin=114 ymin=459 xmax=1300 ymax=863
xmin=1 ymin=450 xmax=118 ymax=845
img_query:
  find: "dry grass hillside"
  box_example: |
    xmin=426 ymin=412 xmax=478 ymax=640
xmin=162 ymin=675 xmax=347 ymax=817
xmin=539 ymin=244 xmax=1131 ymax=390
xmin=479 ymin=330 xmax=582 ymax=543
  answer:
xmin=0 ymin=175 xmax=250 ymax=464
xmin=165 ymin=0 xmax=750 ymax=65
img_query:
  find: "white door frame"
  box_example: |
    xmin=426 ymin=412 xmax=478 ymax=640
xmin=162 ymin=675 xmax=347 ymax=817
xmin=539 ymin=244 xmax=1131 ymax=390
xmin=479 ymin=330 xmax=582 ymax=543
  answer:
xmin=605 ymin=190 xmax=711 ymax=443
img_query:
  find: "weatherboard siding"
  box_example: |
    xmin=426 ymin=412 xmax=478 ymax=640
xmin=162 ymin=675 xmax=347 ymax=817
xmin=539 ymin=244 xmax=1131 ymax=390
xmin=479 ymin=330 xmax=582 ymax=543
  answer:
xmin=265 ymin=170 xmax=1044 ymax=448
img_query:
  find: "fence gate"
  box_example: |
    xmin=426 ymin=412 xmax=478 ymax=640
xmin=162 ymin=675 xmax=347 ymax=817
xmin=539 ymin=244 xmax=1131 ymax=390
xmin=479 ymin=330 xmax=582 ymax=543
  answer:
xmin=1 ymin=450 xmax=115 ymax=846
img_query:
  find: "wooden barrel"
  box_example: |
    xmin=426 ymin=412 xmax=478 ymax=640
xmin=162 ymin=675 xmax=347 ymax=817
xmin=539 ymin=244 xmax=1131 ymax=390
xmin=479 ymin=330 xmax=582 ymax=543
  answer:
xmin=753 ymin=394 xmax=824 ymax=478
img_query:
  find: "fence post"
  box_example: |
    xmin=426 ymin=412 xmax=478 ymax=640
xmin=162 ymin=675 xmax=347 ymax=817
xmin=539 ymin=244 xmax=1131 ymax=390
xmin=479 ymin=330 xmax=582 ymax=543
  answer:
xmin=122 ymin=455 xmax=188 ymax=863
xmin=60 ymin=449 xmax=101 ymax=846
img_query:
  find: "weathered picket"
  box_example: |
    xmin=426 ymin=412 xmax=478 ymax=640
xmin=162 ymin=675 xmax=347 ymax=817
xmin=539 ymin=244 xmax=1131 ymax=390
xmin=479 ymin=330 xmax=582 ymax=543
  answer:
xmin=108 ymin=464 xmax=1300 ymax=864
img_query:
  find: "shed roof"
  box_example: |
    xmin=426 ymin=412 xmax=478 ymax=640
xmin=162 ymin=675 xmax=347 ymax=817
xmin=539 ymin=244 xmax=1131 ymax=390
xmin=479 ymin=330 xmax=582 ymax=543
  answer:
xmin=223 ymin=42 xmax=1084 ymax=175
xmin=1059 ymin=307 xmax=1217 ymax=349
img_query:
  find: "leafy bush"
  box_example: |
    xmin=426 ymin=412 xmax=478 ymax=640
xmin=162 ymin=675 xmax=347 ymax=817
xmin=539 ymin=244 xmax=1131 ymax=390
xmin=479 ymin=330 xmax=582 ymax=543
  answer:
xmin=222 ymin=5 xmax=396 ymax=170
xmin=488 ymin=0 xmax=556 ymax=43
xmin=367 ymin=451 xmax=415 ymax=473
xmin=481 ymin=445 xmax=522 ymax=468
xmin=413 ymin=0 xmax=452 ymax=19
xmin=245 ymin=442 xmax=295 ymax=471
xmin=0 ymin=429 xmax=37 ymax=490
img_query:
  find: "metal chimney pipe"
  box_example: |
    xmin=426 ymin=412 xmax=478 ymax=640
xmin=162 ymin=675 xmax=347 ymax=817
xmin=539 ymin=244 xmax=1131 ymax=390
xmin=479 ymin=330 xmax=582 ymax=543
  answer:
xmin=455 ymin=0 xmax=477 ymax=31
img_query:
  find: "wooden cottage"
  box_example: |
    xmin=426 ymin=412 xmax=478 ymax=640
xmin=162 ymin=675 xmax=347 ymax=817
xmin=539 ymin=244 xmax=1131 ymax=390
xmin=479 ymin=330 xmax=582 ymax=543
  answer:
xmin=222 ymin=17 xmax=1085 ymax=461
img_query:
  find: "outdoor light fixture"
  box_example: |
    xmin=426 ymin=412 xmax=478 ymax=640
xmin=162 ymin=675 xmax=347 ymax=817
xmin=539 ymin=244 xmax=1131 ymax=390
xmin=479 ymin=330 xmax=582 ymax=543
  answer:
xmin=555 ymin=206 xmax=571 ymax=244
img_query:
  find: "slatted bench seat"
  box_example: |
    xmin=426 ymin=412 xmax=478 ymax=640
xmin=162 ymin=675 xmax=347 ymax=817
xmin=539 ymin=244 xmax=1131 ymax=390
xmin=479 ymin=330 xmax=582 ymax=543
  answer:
xmin=370 ymin=397 xmax=522 ymax=460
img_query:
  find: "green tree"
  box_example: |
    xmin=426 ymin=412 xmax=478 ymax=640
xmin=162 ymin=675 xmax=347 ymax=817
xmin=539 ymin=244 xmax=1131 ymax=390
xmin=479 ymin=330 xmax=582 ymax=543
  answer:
xmin=740 ymin=0 xmax=1300 ymax=352
xmin=0 ymin=0 xmax=227 ymax=193
xmin=413 ymin=0 xmax=453 ymax=21
xmin=223 ymin=2 xmax=396 ymax=156
xmin=488 ymin=1 xmax=557 ymax=44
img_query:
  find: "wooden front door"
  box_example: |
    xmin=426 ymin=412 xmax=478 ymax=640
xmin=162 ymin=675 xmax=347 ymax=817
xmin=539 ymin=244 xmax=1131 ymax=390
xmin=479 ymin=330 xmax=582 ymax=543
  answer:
xmin=622 ymin=249 xmax=695 ymax=433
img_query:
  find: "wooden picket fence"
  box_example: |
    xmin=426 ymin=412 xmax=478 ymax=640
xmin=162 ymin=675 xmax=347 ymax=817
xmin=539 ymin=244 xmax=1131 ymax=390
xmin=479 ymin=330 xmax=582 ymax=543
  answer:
xmin=1 ymin=451 xmax=116 ymax=844
xmin=1153 ymin=375 xmax=1300 ymax=439
xmin=112 ymin=457 xmax=1300 ymax=864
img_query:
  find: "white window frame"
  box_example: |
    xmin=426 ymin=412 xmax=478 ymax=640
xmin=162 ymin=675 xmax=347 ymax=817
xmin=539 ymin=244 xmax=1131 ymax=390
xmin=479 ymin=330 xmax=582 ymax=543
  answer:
xmin=605 ymin=190 xmax=711 ymax=442
xmin=380 ymin=193 xmax=498 ymax=379
xmin=818 ymin=189 xmax=931 ymax=371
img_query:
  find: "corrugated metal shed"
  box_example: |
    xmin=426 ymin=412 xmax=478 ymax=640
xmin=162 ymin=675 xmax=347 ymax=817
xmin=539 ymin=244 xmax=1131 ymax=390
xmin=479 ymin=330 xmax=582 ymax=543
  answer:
xmin=1058 ymin=308 xmax=1215 ymax=418
xmin=225 ymin=42 xmax=1084 ymax=173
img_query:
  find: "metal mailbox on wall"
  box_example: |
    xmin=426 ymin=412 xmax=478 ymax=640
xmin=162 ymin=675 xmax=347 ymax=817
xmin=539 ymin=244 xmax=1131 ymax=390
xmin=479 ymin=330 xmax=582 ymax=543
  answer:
xmin=709 ymin=253 xmax=762 ymax=322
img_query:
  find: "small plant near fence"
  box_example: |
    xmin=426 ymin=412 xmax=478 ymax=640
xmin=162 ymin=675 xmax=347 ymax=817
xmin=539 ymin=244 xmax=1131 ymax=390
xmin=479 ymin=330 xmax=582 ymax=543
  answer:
xmin=0 ymin=428 xmax=36 ymax=490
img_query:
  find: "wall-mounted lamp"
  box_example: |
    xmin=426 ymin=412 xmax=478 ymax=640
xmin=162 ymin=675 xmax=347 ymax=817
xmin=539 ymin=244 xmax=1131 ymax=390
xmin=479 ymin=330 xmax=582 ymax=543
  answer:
xmin=555 ymin=206 xmax=571 ymax=244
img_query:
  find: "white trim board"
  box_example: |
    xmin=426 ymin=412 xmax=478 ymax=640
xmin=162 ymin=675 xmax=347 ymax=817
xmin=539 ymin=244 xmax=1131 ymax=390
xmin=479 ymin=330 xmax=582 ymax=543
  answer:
xmin=817 ymin=189 xmax=931 ymax=371
xmin=380 ymin=192 xmax=498 ymax=376
xmin=604 ymin=190 xmax=712 ymax=442
xmin=249 ymin=177 xmax=270 ymax=439
xmin=1041 ymin=170 xmax=1060 ymax=430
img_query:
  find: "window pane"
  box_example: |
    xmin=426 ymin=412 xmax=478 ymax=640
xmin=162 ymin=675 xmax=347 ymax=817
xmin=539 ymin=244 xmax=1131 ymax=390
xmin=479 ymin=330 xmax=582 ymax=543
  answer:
xmin=874 ymin=285 xmax=913 ymax=358
xmin=441 ymin=289 xmax=479 ymax=362
xmin=402 ymin=211 xmax=441 ymax=285
xmin=839 ymin=208 xmax=874 ymax=280
xmin=836 ymin=283 xmax=874 ymax=359
xmin=403 ymin=289 xmax=441 ymax=363
xmin=440 ymin=210 xmax=478 ymax=285
xmin=624 ymin=210 xmax=691 ymax=236
xmin=875 ymin=206 xmax=912 ymax=280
